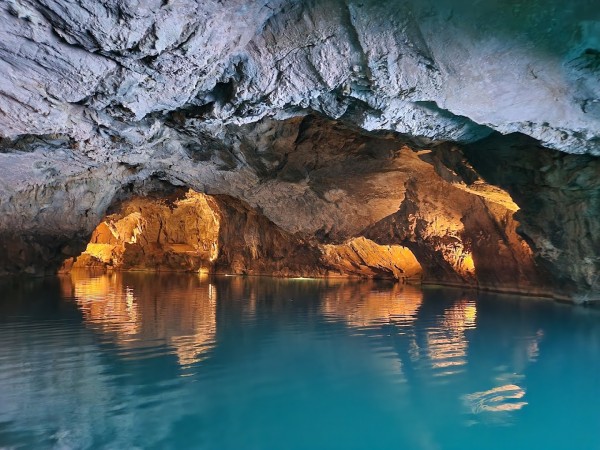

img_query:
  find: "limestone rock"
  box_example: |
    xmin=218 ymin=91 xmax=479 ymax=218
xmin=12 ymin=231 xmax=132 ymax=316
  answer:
xmin=0 ymin=0 xmax=599 ymax=301
xmin=0 ymin=0 xmax=598 ymax=153
xmin=68 ymin=188 xmax=425 ymax=280
xmin=1 ymin=113 xmax=598 ymax=301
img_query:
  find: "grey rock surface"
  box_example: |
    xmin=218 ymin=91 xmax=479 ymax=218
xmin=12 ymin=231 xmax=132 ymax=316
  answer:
xmin=1 ymin=0 xmax=598 ymax=153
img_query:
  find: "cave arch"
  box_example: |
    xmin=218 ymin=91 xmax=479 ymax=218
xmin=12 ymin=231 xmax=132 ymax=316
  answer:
xmin=1 ymin=115 xmax=598 ymax=302
xmin=65 ymin=186 xmax=424 ymax=281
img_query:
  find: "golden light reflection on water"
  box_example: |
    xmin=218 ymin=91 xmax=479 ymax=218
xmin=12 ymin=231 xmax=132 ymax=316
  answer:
xmin=47 ymin=273 xmax=552 ymax=430
xmin=460 ymin=327 xmax=543 ymax=422
xmin=460 ymin=325 xmax=544 ymax=422
xmin=62 ymin=272 xmax=216 ymax=367
xmin=320 ymin=284 xmax=481 ymax=378
xmin=60 ymin=272 xmax=541 ymax=421
xmin=427 ymin=299 xmax=477 ymax=373
xmin=320 ymin=283 xmax=424 ymax=328
xmin=319 ymin=282 xmax=423 ymax=382
xmin=68 ymin=273 xmax=141 ymax=336
xmin=463 ymin=384 xmax=528 ymax=414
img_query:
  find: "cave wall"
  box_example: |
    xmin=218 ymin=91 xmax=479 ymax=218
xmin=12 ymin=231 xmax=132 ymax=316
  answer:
xmin=0 ymin=0 xmax=599 ymax=301
xmin=67 ymin=189 xmax=423 ymax=280
xmin=0 ymin=159 xmax=132 ymax=276
xmin=0 ymin=114 xmax=597 ymax=301
xmin=363 ymin=154 xmax=545 ymax=296
xmin=461 ymin=134 xmax=600 ymax=302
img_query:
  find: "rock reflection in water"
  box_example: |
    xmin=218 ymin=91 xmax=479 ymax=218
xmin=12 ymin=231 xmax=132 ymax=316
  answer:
xmin=321 ymin=283 xmax=478 ymax=377
xmin=321 ymin=283 xmax=423 ymax=328
xmin=427 ymin=299 xmax=477 ymax=374
xmin=61 ymin=271 xmax=217 ymax=367
xmin=4 ymin=274 xmax=600 ymax=449
xmin=461 ymin=326 xmax=545 ymax=424
xmin=59 ymin=273 xmax=544 ymax=427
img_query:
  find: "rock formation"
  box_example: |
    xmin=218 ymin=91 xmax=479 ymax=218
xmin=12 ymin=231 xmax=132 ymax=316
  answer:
xmin=0 ymin=0 xmax=598 ymax=301
xmin=66 ymin=188 xmax=423 ymax=281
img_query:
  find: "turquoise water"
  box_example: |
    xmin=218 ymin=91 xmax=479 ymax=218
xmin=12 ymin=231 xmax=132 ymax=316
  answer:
xmin=1 ymin=273 xmax=599 ymax=449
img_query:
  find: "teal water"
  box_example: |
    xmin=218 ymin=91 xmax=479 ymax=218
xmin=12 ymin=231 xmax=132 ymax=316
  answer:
xmin=1 ymin=273 xmax=599 ymax=449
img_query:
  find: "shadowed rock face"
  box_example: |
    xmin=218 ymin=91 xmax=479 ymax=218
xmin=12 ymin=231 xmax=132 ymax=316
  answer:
xmin=461 ymin=134 xmax=600 ymax=302
xmin=0 ymin=1 xmax=598 ymax=301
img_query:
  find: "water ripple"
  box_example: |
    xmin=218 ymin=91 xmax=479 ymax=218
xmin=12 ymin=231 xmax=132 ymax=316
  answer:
xmin=0 ymin=273 xmax=599 ymax=449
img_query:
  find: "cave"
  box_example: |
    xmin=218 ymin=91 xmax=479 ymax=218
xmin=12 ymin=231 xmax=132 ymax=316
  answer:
xmin=2 ymin=115 xmax=597 ymax=301
xmin=1 ymin=0 xmax=600 ymax=447
xmin=65 ymin=185 xmax=424 ymax=282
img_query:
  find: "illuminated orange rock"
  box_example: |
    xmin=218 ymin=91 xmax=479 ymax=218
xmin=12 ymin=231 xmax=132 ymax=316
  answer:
xmin=69 ymin=191 xmax=425 ymax=280
xmin=70 ymin=191 xmax=220 ymax=272
xmin=63 ymin=119 xmax=545 ymax=291
xmin=364 ymin=146 xmax=543 ymax=294
xmin=321 ymin=237 xmax=422 ymax=281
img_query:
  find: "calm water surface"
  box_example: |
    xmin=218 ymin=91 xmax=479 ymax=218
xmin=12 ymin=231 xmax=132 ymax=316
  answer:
xmin=1 ymin=273 xmax=599 ymax=449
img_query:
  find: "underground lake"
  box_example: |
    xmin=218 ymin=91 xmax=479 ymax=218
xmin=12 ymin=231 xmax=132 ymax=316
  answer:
xmin=1 ymin=273 xmax=599 ymax=449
